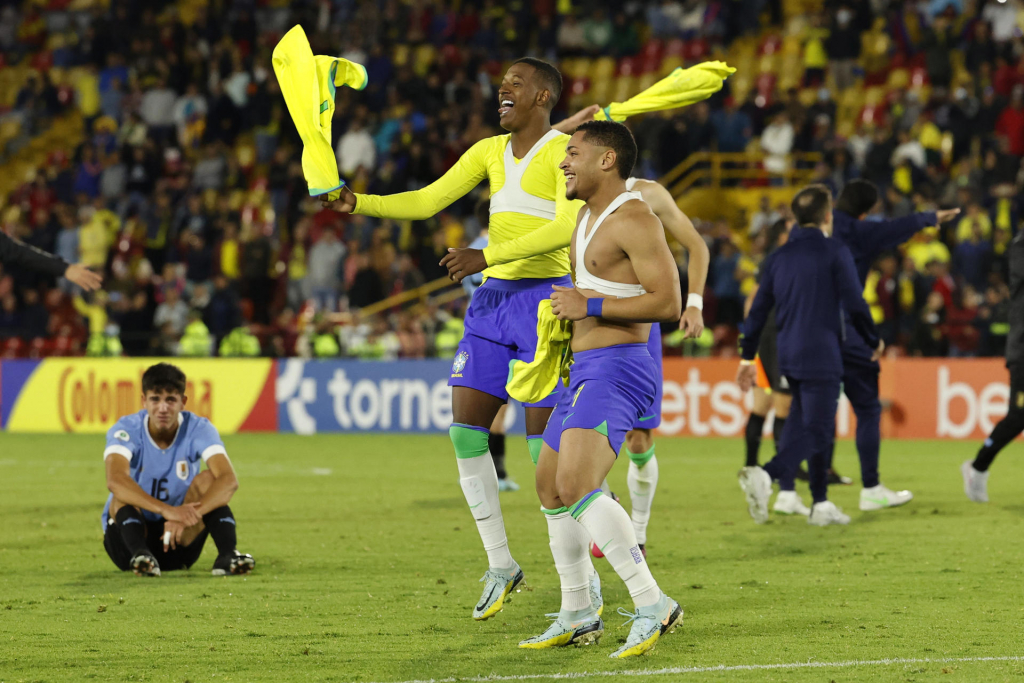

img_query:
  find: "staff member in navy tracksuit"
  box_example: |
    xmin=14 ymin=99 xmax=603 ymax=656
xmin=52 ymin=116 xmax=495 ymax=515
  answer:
xmin=736 ymin=185 xmax=883 ymax=527
xmin=827 ymin=180 xmax=959 ymax=512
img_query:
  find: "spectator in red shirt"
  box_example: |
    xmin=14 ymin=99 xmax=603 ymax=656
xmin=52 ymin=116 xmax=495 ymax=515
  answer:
xmin=996 ymin=86 xmax=1024 ymax=157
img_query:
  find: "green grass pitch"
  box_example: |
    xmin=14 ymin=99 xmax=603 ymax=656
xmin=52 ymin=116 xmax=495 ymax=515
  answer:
xmin=2 ymin=433 xmax=1023 ymax=683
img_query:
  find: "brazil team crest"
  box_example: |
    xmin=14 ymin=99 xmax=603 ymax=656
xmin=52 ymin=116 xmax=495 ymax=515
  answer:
xmin=452 ymin=351 xmax=469 ymax=375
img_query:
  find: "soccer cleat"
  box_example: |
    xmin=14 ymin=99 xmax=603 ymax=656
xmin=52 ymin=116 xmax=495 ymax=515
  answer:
xmin=961 ymin=460 xmax=989 ymax=503
xmin=738 ymin=466 xmax=772 ymax=524
xmin=590 ymin=571 xmax=604 ymax=617
xmin=497 ymin=478 xmax=520 ymax=492
xmin=518 ymin=611 xmax=604 ymax=649
xmin=859 ymin=484 xmax=913 ymax=511
xmin=609 ymin=594 xmax=683 ymax=659
xmin=828 ymin=468 xmax=854 ymax=485
xmin=130 ymin=551 xmax=161 ymax=577
xmin=212 ymin=550 xmax=255 ymax=576
xmin=772 ymin=490 xmax=810 ymax=516
xmin=473 ymin=564 xmax=524 ymax=620
xmin=807 ymin=501 xmax=851 ymax=526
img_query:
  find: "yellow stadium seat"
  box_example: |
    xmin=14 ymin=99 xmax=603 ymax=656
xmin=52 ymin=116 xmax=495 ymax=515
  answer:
xmin=412 ymin=44 xmax=436 ymax=77
xmin=591 ymin=57 xmax=616 ymax=80
xmin=658 ymin=55 xmax=683 ymax=77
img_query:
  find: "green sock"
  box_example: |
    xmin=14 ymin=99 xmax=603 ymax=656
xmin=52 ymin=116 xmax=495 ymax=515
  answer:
xmin=626 ymin=444 xmax=656 ymax=469
xmin=527 ymin=437 xmax=543 ymax=465
xmin=450 ymin=424 xmax=489 ymax=459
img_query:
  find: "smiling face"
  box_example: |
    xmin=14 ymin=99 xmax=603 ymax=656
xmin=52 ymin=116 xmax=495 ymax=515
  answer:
xmin=497 ymin=63 xmax=548 ymax=132
xmin=559 ymin=131 xmax=616 ymax=202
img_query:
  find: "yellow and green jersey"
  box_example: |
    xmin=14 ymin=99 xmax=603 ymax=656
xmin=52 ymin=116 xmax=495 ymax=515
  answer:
xmin=354 ymin=131 xmax=583 ymax=281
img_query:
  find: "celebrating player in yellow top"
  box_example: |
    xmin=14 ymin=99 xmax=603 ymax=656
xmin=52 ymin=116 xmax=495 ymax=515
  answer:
xmin=322 ymin=58 xmax=591 ymax=621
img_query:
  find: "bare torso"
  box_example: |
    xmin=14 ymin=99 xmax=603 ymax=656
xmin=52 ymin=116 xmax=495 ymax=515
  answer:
xmin=570 ymin=199 xmax=653 ymax=351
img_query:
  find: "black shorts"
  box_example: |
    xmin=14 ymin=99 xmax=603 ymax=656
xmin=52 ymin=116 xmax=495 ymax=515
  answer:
xmin=757 ymin=312 xmax=791 ymax=396
xmin=103 ymin=518 xmax=209 ymax=572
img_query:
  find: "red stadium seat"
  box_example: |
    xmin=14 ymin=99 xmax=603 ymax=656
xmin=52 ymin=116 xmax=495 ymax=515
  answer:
xmin=570 ymin=77 xmax=591 ymax=95
xmin=910 ymin=66 xmax=929 ymax=87
xmin=641 ymin=40 xmax=664 ymax=62
xmin=683 ymin=39 xmax=708 ymax=61
xmin=2 ymin=337 xmax=23 ymax=358
xmin=665 ymin=38 xmax=686 ymax=57
xmin=617 ymin=57 xmax=638 ymax=77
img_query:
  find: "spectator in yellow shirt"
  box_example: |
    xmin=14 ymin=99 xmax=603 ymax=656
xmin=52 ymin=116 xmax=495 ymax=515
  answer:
xmin=906 ymin=228 xmax=952 ymax=272
xmin=956 ymin=203 xmax=993 ymax=243
xmin=219 ymin=222 xmax=240 ymax=279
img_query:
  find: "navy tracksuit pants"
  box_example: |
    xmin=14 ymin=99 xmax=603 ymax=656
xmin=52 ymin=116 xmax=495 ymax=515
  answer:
xmin=762 ymin=377 xmax=841 ymax=503
xmin=834 ymin=357 xmax=882 ymax=489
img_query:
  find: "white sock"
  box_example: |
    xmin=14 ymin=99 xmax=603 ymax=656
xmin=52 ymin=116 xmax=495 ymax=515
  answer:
xmin=627 ymin=455 xmax=659 ymax=545
xmin=545 ymin=509 xmax=593 ymax=612
xmin=574 ymin=493 xmax=661 ymax=608
xmin=457 ymin=454 xmax=514 ymax=570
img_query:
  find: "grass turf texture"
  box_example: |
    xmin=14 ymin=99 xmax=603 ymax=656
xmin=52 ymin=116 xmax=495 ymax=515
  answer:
xmin=1 ymin=434 xmax=1023 ymax=683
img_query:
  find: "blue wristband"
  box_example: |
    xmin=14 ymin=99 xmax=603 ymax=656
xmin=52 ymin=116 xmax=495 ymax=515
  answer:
xmin=586 ymin=297 xmax=604 ymax=317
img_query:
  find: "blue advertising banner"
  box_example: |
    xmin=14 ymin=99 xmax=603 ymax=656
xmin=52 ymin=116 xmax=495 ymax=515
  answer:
xmin=276 ymin=359 xmax=528 ymax=434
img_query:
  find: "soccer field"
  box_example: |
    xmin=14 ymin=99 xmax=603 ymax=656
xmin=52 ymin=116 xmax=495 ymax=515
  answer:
xmin=2 ymin=433 xmax=1023 ymax=683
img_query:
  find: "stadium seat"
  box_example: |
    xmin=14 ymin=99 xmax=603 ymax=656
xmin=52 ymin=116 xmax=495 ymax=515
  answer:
xmin=591 ymin=57 xmax=616 ymax=80
xmin=641 ymin=39 xmax=665 ymax=63
xmin=664 ymin=38 xmax=686 ymax=57
xmin=683 ymin=38 xmax=709 ymax=61
xmin=617 ymin=57 xmax=639 ymax=77
xmin=659 ymin=55 xmax=684 ymax=77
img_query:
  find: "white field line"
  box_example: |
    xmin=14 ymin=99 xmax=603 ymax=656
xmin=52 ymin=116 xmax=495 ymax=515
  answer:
xmin=364 ymin=655 xmax=1024 ymax=683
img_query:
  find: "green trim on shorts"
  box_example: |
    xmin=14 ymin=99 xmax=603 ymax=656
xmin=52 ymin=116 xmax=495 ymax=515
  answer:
xmin=527 ymin=437 xmax=543 ymax=465
xmin=594 ymin=421 xmax=608 ymax=437
xmin=541 ymin=506 xmax=569 ymax=516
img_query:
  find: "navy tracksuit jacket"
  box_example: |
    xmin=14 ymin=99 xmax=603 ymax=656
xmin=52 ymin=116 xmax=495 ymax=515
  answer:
xmin=740 ymin=226 xmax=880 ymax=503
xmin=830 ymin=210 xmax=937 ymax=488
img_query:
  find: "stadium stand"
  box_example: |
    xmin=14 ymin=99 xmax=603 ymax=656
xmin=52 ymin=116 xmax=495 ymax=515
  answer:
xmin=0 ymin=0 xmax=1020 ymax=360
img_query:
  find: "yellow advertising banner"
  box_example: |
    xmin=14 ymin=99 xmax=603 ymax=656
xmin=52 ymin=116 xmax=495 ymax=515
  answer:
xmin=5 ymin=359 xmax=276 ymax=434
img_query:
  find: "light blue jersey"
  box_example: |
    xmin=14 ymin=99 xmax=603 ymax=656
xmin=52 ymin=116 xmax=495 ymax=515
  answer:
xmin=462 ymin=234 xmax=489 ymax=299
xmin=101 ymin=410 xmax=227 ymax=529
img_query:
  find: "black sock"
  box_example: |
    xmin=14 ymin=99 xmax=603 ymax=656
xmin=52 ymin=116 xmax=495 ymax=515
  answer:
xmin=745 ymin=414 xmax=765 ymax=466
xmin=115 ymin=506 xmax=149 ymax=556
xmin=772 ymin=417 xmax=787 ymax=456
xmin=489 ymin=432 xmax=507 ymax=479
xmin=203 ymin=506 xmax=237 ymax=556
xmin=974 ymin=412 xmax=1024 ymax=471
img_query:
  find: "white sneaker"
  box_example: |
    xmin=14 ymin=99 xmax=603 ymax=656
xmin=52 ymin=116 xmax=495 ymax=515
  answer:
xmin=808 ymin=501 xmax=851 ymax=526
xmin=738 ymin=466 xmax=772 ymax=524
xmin=859 ymin=483 xmax=913 ymax=511
xmin=961 ymin=460 xmax=989 ymax=503
xmin=773 ymin=490 xmax=810 ymax=516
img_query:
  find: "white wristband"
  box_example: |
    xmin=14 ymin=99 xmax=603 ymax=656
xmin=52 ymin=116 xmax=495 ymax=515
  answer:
xmin=686 ymin=293 xmax=704 ymax=311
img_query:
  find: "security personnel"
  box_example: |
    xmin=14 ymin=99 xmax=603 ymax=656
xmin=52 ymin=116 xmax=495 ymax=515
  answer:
xmin=179 ymin=313 xmax=213 ymax=357
xmin=962 ymin=230 xmax=1024 ymax=503
xmin=218 ymin=326 xmax=261 ymax=357
xmin=736 ymin=185 xmax=882 ymax=527
xmin=827 ymin=180 xmax=960 ymax=511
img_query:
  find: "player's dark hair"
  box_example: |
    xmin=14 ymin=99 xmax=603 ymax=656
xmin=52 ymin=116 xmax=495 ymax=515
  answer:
xmin=791 ymin=184 xmax=832 ymax=227
xmin=142 ymin=363 xmax=187 ymax=396
xmin=512 ymin=57 xmax=562 ymax=110
xmin=764 ymin=218 xmax=790 ymax=254
xmin=835 ymin=179 xmax=879 ymax=217
xmin=575 ymin=120 xmax=637 ymax=180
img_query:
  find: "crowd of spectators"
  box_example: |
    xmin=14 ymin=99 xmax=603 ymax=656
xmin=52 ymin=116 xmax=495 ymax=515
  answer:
xmin=0 ymin=0 xmax=1022 ymax=360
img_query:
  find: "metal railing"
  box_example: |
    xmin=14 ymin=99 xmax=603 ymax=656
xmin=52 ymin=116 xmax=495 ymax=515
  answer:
xmin=326 ymin=274 xmax=464 ymax=323
xmin=661 ymin=151 xmax=824 ymax=197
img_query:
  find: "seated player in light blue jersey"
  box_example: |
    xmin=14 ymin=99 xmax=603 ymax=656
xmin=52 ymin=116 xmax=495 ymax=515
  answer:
xmin=101 ymin=363 xmax=254 ymax=577
xmin=521 ymin=122 xmax=683 ymax=658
